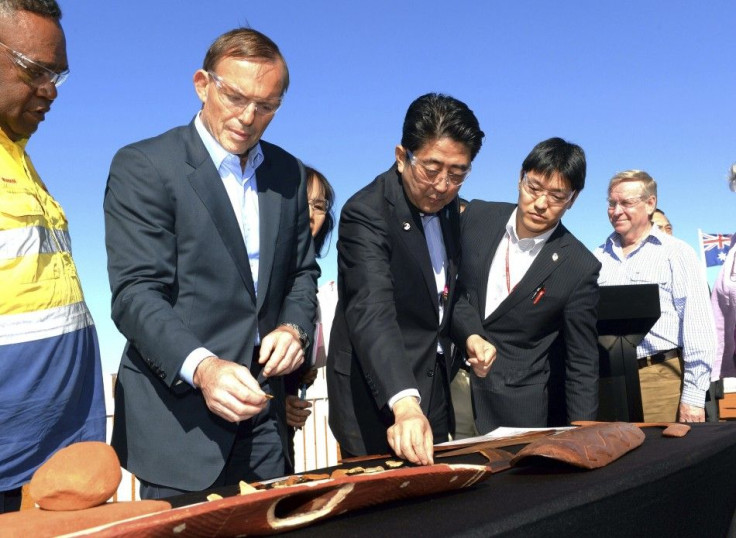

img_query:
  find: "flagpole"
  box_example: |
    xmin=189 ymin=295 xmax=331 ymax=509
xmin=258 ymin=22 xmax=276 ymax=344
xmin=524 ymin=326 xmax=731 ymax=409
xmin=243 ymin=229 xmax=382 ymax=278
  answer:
xmin=697 ymin=228 xmax=708 ymax=281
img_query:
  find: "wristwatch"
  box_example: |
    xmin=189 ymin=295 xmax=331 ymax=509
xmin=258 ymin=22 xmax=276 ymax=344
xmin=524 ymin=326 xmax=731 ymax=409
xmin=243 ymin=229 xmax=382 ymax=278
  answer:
xmin=282 ymin=323 xmax=309 ymax=349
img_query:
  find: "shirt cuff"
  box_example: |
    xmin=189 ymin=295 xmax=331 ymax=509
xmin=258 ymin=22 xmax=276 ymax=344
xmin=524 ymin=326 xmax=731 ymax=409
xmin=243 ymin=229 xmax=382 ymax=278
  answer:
xmin=388 ymin=389 xmax=421 ymax=411
xmin=179 ymin=347 xmax=215 ymax=387
xmin=680 ymin=385 xmax=707 ymax=408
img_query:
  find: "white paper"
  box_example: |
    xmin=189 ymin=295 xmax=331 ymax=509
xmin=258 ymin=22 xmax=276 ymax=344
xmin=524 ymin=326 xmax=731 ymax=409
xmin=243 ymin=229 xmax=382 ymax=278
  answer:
xmin=436 ymin=426 xmax=573 ymax=447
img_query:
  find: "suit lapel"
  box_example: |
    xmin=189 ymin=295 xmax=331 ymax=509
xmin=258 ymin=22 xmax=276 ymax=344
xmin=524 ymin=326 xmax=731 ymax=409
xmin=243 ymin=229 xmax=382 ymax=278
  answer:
xmin=476 ymin=208 xmax=510 ymax=313
xmin=439 ymin=201 xmax=460 ymax=320
xmin=255 ymin=152 xmax=281 ymax=312
xmin=386 ymin=171 xmax=439 ymax=312
xmin=488 ymin=224 xmax=570 ymax=321
xmin=184 ymin=123 xmax=257 ymax=302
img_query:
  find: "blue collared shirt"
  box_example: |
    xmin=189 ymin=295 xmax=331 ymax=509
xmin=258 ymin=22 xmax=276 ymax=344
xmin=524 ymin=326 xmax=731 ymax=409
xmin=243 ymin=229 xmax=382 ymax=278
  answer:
xmin=594 ymin=225 xmax=716 ymax=407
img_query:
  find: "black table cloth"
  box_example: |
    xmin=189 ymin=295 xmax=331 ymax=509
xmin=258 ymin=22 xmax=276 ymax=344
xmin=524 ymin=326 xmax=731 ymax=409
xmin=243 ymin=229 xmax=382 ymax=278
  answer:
xmin=275 ymin=423 xmax=736 ymax=537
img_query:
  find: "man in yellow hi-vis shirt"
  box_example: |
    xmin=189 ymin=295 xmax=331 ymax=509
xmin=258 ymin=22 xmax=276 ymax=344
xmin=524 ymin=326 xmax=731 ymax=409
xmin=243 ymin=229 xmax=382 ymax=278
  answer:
xmin=0 ymin=0 xmax=105 ymax=513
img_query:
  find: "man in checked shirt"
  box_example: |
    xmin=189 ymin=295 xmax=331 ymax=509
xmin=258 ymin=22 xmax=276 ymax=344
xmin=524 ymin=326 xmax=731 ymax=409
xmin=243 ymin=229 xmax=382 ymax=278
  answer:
xmin=595 ymin=170 xmax=717 ymax=422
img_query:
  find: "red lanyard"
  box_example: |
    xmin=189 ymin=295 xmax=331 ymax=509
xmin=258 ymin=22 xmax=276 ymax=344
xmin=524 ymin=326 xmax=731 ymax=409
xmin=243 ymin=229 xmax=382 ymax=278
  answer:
xmin=505 ymin=236 xmax=514 ymax=294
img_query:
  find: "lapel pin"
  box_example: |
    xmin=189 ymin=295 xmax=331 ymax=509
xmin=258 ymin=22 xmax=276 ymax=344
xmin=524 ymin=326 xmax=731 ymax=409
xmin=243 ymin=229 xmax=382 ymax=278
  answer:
xmin=552 ymin=252 xmax=559 ymax=262
xmin=402 ymin=222 xmax=411 ymax=231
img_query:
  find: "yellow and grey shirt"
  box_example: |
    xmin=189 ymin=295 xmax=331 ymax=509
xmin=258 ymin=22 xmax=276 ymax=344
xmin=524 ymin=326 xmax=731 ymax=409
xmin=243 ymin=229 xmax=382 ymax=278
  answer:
xmin=0 ymin=130 xmax=92 ymax=343
xmin=0 ymin=129 xmax=105 ymax=490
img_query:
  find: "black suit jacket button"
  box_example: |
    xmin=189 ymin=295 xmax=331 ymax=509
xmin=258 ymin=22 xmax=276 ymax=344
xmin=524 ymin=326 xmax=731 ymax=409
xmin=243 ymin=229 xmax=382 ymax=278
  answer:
xmin=426 ymin=369 xmax=434 ymax=377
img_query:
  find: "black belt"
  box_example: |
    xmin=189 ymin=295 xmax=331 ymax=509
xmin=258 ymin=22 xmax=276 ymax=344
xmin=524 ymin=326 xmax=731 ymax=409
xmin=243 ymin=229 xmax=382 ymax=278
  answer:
xmin=638 ymin=348 xmax=680 ymax=369
xmin=426 ymin=353 xmax=445 ymax=378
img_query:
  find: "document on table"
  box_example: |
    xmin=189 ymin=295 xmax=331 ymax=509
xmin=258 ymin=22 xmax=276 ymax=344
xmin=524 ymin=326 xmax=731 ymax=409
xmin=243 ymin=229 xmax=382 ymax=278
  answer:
xmin=436 ymin=426 xmax=573 ymax=448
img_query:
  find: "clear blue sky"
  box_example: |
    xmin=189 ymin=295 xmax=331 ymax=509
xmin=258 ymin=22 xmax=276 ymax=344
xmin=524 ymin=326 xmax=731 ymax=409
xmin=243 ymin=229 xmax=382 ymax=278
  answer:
xmin=25 ymin=1 xmax=735 ymax=373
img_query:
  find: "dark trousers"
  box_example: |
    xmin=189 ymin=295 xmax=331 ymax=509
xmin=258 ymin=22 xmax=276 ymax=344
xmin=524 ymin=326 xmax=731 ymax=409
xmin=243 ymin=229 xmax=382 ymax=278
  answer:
xmin=0 ymin=487 xmax=22 ymax=513
xmin=705 ymin=380 xmax=723 ymax=423
xmin=427 ymin=354 xmax=451 ymax=444
xmin=139 ymin=408 xmax=284 ymax=500
xmin=342 ymin=354 xmax=452 ymax=461
xmin=140 ymin=347 xmax=284 ymax=500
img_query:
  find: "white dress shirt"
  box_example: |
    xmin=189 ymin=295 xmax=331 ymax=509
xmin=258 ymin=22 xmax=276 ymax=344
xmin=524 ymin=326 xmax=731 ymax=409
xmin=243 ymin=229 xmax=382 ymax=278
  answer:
xmin=179 ymin=113 xmax=264 ymax=386
xmin=485 ymin=209 xmax=557 ymax=318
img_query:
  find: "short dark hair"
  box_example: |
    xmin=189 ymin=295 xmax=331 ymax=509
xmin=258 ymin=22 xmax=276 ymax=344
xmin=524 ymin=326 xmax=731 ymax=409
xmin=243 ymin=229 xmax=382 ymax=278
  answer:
xmin=401 ymin=93 xmax=484 ymax=160
xmin=0 ymin=0 xmax=61 ymax=19
xmin=306 ymin=166 xmax=335 ymax=258
xmin=521 ymin=137 xmax=586 ymax=192
xmin=202 ymin=28 xmax=289 ymax=94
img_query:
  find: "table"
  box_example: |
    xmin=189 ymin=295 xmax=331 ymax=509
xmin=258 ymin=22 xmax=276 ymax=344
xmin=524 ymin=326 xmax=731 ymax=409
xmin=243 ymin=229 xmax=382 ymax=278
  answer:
xmin=270 ymin=423 xmax=736 ymax=537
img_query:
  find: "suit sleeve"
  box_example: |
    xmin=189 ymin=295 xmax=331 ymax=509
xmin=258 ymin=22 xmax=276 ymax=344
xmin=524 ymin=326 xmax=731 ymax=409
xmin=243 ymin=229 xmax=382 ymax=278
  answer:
xmin=274 ymin=160 xmax=319 ymax=341
xmin=451 ymin=290 xmax=488 ymax=351
xmin=104 ymin=145 xmax=204 ymax=387
xmin=562 ymin=256 xmax=601 ymax=422
xmin=451 ymin=204 xmax=489 ymax=349
xmin=338 ymin=199 xmax=418 ymax=409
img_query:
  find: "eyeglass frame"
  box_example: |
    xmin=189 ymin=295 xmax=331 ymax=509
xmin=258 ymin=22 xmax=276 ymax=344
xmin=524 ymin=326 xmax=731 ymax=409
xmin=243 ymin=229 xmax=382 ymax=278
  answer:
xmin=606 ymin=195 xmax=651 ymax=210
xmin=308 ymin=198 xmax=330 ymax=214
xmin=0 ymin=40 xmax=69 ymax=87
xmin=206 ymin=71 xmax=281 ymax=117
xmin=405 ymin=149 xmax=471 ymax=188
xmin=520 ymin=173 xmax=575 ymax=206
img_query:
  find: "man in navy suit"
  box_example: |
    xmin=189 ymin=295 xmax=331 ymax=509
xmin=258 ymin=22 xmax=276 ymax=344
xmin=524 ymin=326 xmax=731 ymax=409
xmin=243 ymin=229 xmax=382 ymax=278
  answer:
xmin=452 ymin=137 xmax=600 ymax=434
xmin=327 ymin=94 xmax=491 ymax=465
xmin=104 ymin=28 xmax=318 ymax=498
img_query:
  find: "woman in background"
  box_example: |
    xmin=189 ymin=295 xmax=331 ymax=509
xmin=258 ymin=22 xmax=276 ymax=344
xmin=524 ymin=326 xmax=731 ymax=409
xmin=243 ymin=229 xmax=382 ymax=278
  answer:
xmin=284 ymin=166 xmax=336 ymax=468
xmin=711 ymin=163 xmax=736 ymax=380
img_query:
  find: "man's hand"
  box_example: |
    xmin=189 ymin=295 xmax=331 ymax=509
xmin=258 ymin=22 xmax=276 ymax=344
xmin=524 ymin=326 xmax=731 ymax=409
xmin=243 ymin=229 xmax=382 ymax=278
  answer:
xmin=679 ymin=402 xmax=705 ymax=423
xmin=193 ymin=356 xmax=270 ymax=422
xmin=258 ymin=325 xmax=305 ymax=377
xmin=465 ymin=334 xmax=497 ymax=378
xmin=285 ymin=395 xmax=313 ymax=428
xmin=300 ymin=366 xmax=319 ymax=387
xmin=387 ymin=396 xmax=434 ymax=465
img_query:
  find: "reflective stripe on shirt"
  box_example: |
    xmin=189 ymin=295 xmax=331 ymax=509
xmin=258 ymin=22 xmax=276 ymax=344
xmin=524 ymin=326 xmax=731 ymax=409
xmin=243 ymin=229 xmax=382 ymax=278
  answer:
xmin=0 ymin=131 xmax=90 ymax=321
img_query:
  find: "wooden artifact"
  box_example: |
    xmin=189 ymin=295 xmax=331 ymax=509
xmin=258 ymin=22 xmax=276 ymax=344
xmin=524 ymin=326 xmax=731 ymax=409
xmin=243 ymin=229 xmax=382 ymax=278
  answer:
xmin=0 ymin=500 xmax=171 ymax=538
xmin=571 ymin=420 xmax=691 ymax=438
xmin=510 ymin=422 xmax=645 ymax=470
xmin=69 ymin=463 xmax=493 ymax=536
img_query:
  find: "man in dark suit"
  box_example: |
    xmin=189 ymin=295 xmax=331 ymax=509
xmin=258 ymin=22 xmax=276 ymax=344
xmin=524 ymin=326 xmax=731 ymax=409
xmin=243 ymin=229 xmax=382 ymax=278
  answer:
xmin=104 ymin=28 xmax=318 ymax=499
xmin=327 ymin=93 xmax=491 ymax=465
xmin=452 ymin=137 xmax=600 ymax=434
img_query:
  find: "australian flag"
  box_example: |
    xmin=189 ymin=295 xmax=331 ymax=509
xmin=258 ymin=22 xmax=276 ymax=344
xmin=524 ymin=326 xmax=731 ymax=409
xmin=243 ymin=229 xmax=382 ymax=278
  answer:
xmin=701 ymin=232 xmax=733 ymax=267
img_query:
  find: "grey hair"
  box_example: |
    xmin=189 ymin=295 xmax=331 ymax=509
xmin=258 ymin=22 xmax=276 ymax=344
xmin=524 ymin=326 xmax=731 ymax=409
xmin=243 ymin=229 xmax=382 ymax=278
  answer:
xmin=608 ymin=169 xmax=657 ymax=199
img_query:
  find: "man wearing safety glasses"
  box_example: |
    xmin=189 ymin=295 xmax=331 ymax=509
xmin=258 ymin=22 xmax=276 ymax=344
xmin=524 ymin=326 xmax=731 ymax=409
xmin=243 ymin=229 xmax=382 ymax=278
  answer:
xmin=104 ymin=28 xmax=318 ymax=499
xmin=452 ymin=138 xmax=601 ymax=435
xmin=327 ymin=93 xmax=487 ymax=466
xmin=0 ymin=0 xmax=105 ymax=513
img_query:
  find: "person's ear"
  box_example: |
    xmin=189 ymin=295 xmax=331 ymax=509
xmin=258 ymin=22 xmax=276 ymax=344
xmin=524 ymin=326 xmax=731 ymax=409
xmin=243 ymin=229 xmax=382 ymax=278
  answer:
xmin=395 ymin=145 xmax=406 ymax=174
xmin=193 ymin=70 xmax=209 ymax=104
xmin=644 ymin=195 xmax=657 ymax=216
